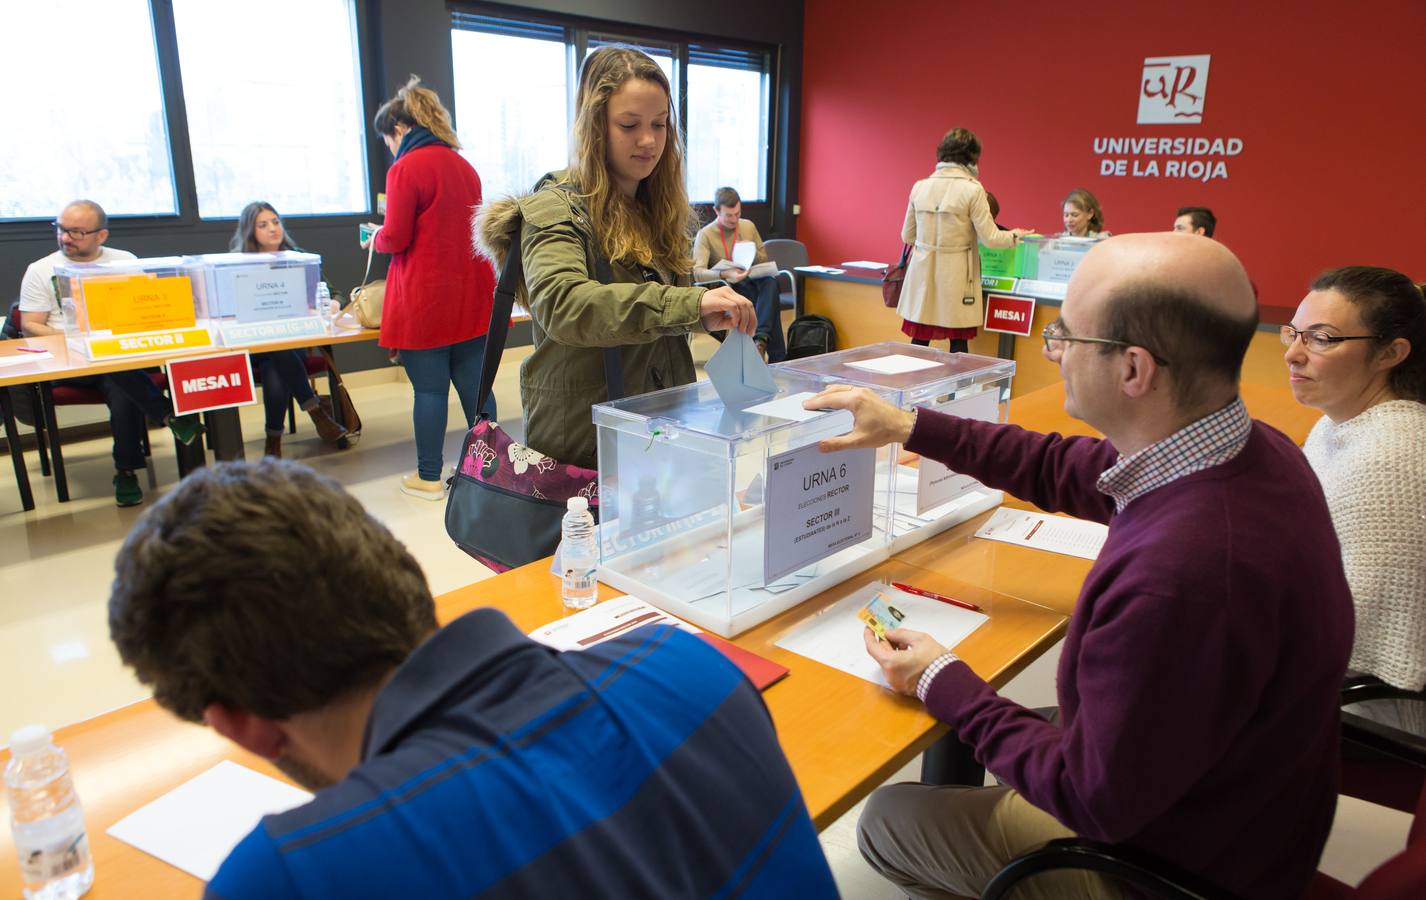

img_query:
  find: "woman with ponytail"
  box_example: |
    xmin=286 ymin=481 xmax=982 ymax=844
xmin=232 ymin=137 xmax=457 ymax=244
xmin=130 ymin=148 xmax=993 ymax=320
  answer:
xmin=371 ymin=76 xmax=496 ymax=499
xmin=475 ymin=47 xmax=754 ymax=470
xmin=1284 ymin=266 xmax=1426 ymax=718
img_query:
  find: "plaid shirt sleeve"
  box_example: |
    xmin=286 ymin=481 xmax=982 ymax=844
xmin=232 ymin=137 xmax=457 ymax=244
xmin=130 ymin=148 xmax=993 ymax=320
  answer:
xmin=915 ymin=651 xmax=960 ymax=702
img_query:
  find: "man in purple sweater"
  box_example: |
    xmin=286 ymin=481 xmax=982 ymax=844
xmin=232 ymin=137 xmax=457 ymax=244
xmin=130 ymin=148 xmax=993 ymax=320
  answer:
xmin=806 ymin=233 xmax=1353 ymax=899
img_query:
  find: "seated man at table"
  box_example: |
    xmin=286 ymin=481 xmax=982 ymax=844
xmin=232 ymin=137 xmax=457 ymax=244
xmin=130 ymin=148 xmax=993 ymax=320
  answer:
xmin=1171 ymin=205 xmax=1217 ymax=237
xmin=693 ymin=186 xmax=786 ymax=362
xmin=19 ymin=199 xmax=200 ymax=506
xmin=107 ymin=460 xmax=836 ymax=899
xmin=806 ymin=233 xmax=1352 ymax=899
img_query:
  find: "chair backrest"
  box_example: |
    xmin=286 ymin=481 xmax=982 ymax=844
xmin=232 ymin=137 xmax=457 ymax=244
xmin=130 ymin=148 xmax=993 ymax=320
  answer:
xmin=763 ymin=239 xmax=809 ymax=270
xmin=3 ymin=299 xmax=22 ymax=339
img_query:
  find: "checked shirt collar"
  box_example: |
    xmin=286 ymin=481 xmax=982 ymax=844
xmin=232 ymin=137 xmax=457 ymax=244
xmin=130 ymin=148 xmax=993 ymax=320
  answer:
xmin=1097 ymin=396 xmax=1251 ymax=513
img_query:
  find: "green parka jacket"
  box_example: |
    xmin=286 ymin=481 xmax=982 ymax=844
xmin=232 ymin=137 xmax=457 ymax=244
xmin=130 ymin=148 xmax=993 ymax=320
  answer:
xmin=475 ymin=172 xmax=706 ymax=469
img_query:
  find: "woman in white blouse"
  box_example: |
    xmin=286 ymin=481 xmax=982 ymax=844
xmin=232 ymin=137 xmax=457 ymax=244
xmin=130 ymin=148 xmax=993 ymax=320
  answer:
xmin=1284 ymin=265 xmax=1426 ymax=723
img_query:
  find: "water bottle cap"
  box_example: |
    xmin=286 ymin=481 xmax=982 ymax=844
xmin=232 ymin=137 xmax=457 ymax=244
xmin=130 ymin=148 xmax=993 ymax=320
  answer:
xmin=8 ymin=724 xmax=52 ymax=757
xmin=566 ymin=496 xmax=589 ymax=512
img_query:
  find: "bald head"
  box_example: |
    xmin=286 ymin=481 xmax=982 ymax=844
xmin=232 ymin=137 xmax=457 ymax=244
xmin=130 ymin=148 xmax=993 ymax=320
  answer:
xmin=1064 ymin=232 xmax=1259 ymax=410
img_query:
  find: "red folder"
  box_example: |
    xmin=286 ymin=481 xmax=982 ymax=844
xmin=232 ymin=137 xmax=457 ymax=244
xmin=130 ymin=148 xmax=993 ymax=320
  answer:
xmin=697 ymin=633 xmax=789 ymax=691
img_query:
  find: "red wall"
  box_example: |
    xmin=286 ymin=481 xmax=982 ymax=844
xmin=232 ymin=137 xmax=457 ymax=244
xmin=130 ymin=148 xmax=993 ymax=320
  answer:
xmin=798 ymin=0 xmax=1426 ymax=313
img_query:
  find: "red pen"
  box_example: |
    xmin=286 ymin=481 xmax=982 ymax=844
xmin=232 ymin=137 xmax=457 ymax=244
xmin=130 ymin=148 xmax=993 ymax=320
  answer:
xmin=891 ymin=581 xmax=982 ymax=612
xmin=15 ymin=347 xmax=46 ymax=353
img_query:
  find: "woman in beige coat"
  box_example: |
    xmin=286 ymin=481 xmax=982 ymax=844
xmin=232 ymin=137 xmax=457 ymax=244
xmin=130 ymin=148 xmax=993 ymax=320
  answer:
xmin=897 ymin=128 xmax=1030 ymax=351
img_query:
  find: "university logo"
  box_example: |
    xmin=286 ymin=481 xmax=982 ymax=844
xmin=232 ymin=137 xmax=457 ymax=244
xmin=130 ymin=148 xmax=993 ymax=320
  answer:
xmin=1137 ymin=55 xmax=1210 ymax=124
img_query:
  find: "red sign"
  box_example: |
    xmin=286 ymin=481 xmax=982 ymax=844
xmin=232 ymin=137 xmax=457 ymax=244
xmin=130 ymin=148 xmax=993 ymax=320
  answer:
xmin=165 ymin=351 xmax=256 ymax=416
xmin=983 ymin=294 xmax=1036 ymax=336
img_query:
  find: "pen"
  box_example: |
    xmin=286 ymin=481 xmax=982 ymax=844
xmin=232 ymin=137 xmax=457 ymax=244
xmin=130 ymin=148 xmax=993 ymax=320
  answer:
xmin=15 ymin=347 xmax=46 ymax=353
xmin=891 ymin=581 xmax=982 ymax=612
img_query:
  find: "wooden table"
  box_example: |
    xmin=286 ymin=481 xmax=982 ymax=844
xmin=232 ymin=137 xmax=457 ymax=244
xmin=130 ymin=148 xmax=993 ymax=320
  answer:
xmin=0 ymin=327 xmax=380 ymax=511
xmin=0 ymin=381 xmax=1312 ymax=896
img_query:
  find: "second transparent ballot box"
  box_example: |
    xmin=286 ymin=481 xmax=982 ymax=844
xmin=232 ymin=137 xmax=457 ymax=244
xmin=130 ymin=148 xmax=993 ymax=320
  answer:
xmin=593 ymin=370 xmax=895 ymax=637
xmin=194 ymin=251 xmax=326 ymax=346
xmin=1017 ymin=235 xmax=1104 ymax=296
xmin=780 ymin=343 xmax=1015 ymax=552
xmin=54 ymin=256 xmax=214 ymax=360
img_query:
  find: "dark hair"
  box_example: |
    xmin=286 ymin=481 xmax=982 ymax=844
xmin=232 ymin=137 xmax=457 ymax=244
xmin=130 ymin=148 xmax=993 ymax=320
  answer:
xmin=1063 ymin=189 xmax=1105 ymax=233
xmin=714 ymin=186 xmax=741 ymax=209
xmin=1311 ymin=266 xmax=1426 ymax=401
xmin=937 ymin=128 xmax=981 ymax=166
xmin=230 ymin=201 xmax=297 ymax=253
xmin=373 ymin=75 xmax=460 ymax=149
xmin=64 ymin=199 xmax=107 ymax=230
xmin=1176 ymin=206 xmax=1217 ymax=237
xmin=109 ymin=460 xmax=438 ymax=723
xmin=1100 ymin=282 xmax=1259 ymax=408
xmin=986 ymin=191 xmax=1001 ymax=220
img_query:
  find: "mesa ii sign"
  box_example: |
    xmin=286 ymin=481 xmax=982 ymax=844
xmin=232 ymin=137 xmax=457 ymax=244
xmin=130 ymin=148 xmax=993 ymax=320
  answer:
xmin=1093 ymin=54 xmax=1245 ymax=183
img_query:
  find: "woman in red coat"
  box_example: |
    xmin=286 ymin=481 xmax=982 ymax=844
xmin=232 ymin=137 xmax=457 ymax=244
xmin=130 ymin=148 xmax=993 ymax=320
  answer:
xmin=370 ymin=76 xmax=495 ymax=498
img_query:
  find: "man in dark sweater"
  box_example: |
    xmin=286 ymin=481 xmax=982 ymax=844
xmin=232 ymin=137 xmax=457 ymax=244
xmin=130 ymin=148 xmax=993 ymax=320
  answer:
xmin=806 ymin=233 xmax=1353 ymax=899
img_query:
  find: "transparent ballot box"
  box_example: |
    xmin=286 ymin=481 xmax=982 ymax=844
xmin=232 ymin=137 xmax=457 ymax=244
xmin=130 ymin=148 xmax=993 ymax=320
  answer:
xmin=55 ymin=257 xmax=214 ymax=360
xmin=194 ymin=251 xmax=326 ymax=346
xmin=780 ymin=344 xmax=1015 ymax=553
xmin=593 ymin=371 xmax=894 ymax=637
xmin=1016 ymin=236 xmax=1104 ymax=298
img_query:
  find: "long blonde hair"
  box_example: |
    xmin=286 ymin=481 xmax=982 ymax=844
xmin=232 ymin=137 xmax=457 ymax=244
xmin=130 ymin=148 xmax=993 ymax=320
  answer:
xmin=373 ymin=75 xmax=460 ymax=150
xmin=567 ymin=47 xmax=693 ymax=274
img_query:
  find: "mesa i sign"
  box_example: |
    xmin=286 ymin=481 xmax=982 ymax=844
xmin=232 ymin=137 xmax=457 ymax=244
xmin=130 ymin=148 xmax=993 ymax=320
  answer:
xmin=983 ymin=294 xmax=1036 ymax=337
xmin=165 ymin=350 xmax=257 ymax=416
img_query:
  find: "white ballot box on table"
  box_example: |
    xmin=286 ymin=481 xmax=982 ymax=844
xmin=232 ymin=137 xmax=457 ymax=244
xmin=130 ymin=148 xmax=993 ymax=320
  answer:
xmin=192 ymin=251 xmax=328 ymax=347
xmin=592 ymin=365 xmax=895 ymax=637
xmin=779 ymin=343 xmax=1015 ymax=552
xmin=55 ymin=256 xmax=216 ymax=360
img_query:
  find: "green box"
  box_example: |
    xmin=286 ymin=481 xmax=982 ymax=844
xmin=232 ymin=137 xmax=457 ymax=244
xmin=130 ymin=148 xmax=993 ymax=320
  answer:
xmin=978 ymin=242 xmax=1023 ymax=279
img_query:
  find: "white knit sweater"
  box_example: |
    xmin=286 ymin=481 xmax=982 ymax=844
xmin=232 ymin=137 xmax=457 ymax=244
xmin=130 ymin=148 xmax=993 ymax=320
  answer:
xmin=1303 ymin=400 xmax=1426 ymax=690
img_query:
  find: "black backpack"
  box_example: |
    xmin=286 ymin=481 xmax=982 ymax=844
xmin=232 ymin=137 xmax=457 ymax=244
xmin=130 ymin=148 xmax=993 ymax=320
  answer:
xmin=785 ymin=314 xmax=837 ymax=360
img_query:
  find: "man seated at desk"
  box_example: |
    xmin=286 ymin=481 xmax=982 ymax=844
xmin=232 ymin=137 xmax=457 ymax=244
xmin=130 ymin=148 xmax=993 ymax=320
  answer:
xmin=807 ymin=233 xmax=1352 ymax=899
xmin=693 ymin=186 xmax=786 ymax=362
xmin=107 ymin=460 xmax=836 ymax=899
xmin=19 ymin=200 xmax=201 ymax=506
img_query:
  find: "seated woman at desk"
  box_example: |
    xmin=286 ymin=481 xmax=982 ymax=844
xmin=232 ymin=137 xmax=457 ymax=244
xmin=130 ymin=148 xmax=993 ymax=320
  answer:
xmin=1284 ymin=265 xmax=1426 ymax=727
xmin=1059 ymin=188 xmax=1109 ymax=238
xmin=230 ymin=201 xmax=348 ymax=458
xmin=897 ymin=128 xmax=1031 ymax=353
xmin=476 ymin=46 xmax=754 ymax=470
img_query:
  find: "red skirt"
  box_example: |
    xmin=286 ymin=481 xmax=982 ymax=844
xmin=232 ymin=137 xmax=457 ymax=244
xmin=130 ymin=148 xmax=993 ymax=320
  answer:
xmin=901 ymin=320 xmax=978 ymax=341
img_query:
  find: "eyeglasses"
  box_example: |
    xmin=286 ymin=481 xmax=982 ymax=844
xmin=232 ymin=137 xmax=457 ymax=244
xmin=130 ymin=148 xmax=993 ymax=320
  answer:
xmin=52 ymin=222 xmax=104 ymax=240
xmin=1041 ymin=320 xmax=1171 ymax=366
xmin=1280 ymin=325 xmax=1379 ymax=353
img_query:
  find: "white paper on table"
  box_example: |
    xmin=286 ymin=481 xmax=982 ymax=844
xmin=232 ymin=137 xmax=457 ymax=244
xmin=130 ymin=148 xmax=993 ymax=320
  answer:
xmin=732 ymin=240 xmax=757 ymax=271
xmin=743 ymin=391 xmax=853 ymax=427
xmin=776 ymin=584 xmax=987 ymax=687
xmin=798 ymin=265 xmax=845 ymax=275
xmin=706 ymin=330 xmax=776 ymax=405
xmin=845 ymin=354 xmax=944 ymax=376
xmin=840 ymin=260 xmax=889 ymax=269
xmin=529 ymin=595 xmax=700 ymax=650
xmin=0 ymin=351 xmax=54 ymax=367
xmin=974 ymin=507 xmax=1108 ymax=560
xmin=107 ymin=760 xmax=312 ymax=881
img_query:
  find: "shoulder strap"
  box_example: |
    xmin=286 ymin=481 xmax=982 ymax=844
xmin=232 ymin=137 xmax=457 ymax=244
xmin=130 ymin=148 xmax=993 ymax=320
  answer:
xmin=474 ymin=216 xmax=624 ymax=420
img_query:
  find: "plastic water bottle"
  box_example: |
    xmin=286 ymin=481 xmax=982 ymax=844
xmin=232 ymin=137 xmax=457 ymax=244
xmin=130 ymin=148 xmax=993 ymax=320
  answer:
xmin=560 ymin=496 xmax=598 ymax=609
xmin=5 ymin=726 xmax=94 ymax=900
xmin=315 ymin=282 xmax=333 ymax=331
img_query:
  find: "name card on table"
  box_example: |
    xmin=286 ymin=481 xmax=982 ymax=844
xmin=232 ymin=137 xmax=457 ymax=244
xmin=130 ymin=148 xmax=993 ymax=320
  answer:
xmin=83 ymin=327 xmax=214 ymax=359
xmin=219 ymin=316 xmax=327 ymax=347
xmin=81 ymin=274 xmax=197 ymax=334
xmin=165 ymin=350 xmax=257 ymax=416
xmin=983 ymin=293 xmax=1036 ymax=337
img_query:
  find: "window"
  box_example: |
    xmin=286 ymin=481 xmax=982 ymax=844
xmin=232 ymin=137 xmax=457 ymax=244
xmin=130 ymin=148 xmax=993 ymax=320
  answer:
xmin=450 ymin=15 xmax=569 ymax=200
xmin=2 ymin=0 xmax=176 ymax=220
xmin=171 ymin=0 xmax=369 ymax=218
xmin=686 ymin=45 xmax=770 ymax=203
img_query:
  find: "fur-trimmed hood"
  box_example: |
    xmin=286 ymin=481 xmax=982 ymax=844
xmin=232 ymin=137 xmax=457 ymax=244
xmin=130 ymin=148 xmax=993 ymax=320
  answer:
xmin=471 ymin=170 xmax=574 ymax=270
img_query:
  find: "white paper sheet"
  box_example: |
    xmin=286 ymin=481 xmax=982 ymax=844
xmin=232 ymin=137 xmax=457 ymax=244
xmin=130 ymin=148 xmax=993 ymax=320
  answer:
xmin=0 ymin=351 xmax=53 ymax=367
xmin=732 ymin=240 xmax=757 ymax=272
xmin=797 ymin=265 xmax=845 ymax=275
xmin=743 ymin=391 xmax=850 ymax=425
xmin=107 ymin=760 xmax=312 ymax=881
xmin=844 ymin=354 xmax=944 ymax=375
xmin=840 ymin=260 xmax=889 ymax=269
xmin=775 ymin=584 xmax=987 ymax=687
xmin=706 ymin=330 xmax=776 ymax=405
xmin=529 ymin=595 xmax=700 ymax=650
xmin=974 ymin=507 xmax=1108 ymax=560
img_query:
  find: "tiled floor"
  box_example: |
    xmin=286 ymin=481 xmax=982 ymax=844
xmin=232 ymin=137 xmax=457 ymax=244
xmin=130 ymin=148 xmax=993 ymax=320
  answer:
xmin=0 ymin=330 xmax=1411 ymax=895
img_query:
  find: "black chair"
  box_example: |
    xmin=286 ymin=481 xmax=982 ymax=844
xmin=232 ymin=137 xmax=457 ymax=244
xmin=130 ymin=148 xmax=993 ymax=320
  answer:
xmin=1340 ymin=674 xmax=1426 ymax=813
xmin=982 ymin=838 xmax=1243 ymax=900
xmin=761 ymin=238 xmax=808 ymax=312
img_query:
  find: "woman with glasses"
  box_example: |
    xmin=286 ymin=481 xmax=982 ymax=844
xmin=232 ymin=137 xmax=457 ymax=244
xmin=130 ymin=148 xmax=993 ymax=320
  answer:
xmin=1285 ymin=265 xmax=1426 ymax=717
xmin=230 ymin=201 xmax=348 ymax=458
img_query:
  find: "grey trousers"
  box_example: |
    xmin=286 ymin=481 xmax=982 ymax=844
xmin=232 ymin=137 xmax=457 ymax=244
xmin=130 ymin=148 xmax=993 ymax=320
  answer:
xmin=857 ymin=783 xmax=1128 ymax=900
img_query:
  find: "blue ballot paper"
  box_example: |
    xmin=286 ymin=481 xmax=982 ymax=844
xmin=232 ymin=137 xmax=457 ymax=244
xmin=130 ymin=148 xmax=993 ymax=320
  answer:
xmin=705 ymin=329 xmax=777 ymax=406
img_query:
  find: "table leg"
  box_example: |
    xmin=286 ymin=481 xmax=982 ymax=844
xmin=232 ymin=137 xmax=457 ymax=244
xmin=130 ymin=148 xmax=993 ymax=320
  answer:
xmin=203 ymin=409 xmax=246 ymax=462
xmin=38 ymin=382 xmax=68 ymax=503
xmin=0 ymin=389 xmax=35 ymax=512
